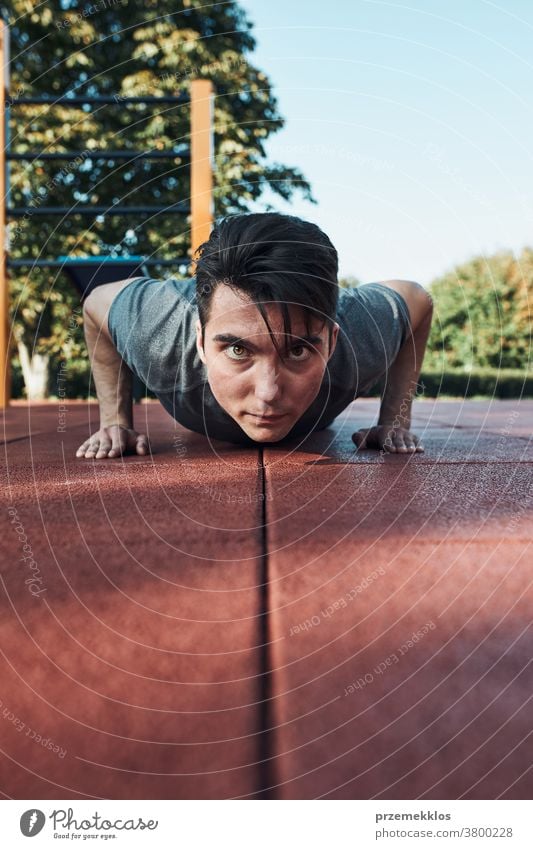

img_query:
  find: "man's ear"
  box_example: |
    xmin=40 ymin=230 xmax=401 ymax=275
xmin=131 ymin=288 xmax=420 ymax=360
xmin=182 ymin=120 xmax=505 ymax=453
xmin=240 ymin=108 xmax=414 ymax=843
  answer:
xmin=327 ymin=322 xmax=339 ymax=360
xmin=196 ymin=319 xmax=207 ymax=364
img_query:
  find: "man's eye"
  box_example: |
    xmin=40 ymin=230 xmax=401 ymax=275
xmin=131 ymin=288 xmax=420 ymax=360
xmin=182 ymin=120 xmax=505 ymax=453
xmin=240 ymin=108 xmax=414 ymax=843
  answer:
xmin=225 ymin=344 xmax=249 ymax=360
xmin=288 ymin=344 xmax=312 ymax=361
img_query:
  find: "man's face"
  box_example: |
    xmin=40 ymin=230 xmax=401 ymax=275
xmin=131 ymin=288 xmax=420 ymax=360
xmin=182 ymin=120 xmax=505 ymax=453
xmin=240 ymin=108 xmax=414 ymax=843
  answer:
xmin=196 ymin=284 xmax=339 ymax=442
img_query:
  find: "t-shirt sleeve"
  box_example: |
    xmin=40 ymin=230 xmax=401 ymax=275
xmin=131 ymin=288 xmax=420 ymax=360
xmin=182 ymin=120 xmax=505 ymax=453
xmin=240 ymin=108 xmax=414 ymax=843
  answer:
xmin=334 ymin=282 xmax=412 ymax=396
xmin=107 ymin=276 xmax=198 ymax=393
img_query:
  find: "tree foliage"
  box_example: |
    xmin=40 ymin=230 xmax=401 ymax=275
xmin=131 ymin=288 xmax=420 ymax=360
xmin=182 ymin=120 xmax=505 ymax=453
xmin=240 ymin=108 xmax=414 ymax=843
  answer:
xmin=2 ymin=0 xmax=314 ymax=395
xmin=425 ymin=248 xmax=532 ymax=371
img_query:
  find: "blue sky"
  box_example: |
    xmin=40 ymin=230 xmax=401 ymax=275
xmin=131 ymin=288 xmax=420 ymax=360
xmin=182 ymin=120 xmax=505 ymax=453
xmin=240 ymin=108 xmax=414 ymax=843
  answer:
xmin=239 ymin=0 xmax=533 ymax=285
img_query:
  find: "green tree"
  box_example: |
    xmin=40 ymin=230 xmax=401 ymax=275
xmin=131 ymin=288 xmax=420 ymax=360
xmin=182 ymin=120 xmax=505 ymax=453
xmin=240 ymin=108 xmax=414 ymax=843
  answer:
xmin=3 ymin=0 xmax=315 ymax=397
xmin=425 ymin=249 xmax=532 ymax=371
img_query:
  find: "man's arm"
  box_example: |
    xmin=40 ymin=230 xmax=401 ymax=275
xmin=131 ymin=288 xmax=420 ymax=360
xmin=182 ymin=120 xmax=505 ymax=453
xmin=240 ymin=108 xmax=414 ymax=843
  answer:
xmin=76 ymin=278 xmax=150 ymax=459
xmin=352 ymin=280 xmax=433 ymax=453
xmin=377 ymin=279 xmax=433 ymax=429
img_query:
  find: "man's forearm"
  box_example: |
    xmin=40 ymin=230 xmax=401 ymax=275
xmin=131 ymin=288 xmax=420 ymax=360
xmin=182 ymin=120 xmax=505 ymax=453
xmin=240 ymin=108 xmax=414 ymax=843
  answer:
xmin=378 ymin=302 xmax=433 ymax=429
xmin=83 ymin=309 xmax=133 ymax=428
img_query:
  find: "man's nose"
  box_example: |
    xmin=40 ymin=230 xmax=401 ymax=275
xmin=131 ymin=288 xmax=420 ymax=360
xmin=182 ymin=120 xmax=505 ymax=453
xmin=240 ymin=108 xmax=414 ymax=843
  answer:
xmin=254 ymin=365 xmax=280 ymax=405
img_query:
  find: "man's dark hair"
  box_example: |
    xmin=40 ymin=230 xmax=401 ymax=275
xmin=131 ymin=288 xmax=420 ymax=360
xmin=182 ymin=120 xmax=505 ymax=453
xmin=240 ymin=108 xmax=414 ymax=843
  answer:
xmin=194 ymin=212 xmax=339 ymax=356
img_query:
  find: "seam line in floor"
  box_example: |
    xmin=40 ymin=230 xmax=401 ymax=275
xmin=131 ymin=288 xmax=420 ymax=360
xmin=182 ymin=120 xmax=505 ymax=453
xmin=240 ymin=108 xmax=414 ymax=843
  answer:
xmin=257 ymin=448 xmax=276 ymax=798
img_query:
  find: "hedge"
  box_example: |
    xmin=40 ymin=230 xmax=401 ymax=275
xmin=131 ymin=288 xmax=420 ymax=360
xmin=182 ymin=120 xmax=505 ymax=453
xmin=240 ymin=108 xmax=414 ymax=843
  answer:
xmin=418 ymin=369 xmax=533 ymax=399
xmin=367 ymin=369 xmax=533 ymax=399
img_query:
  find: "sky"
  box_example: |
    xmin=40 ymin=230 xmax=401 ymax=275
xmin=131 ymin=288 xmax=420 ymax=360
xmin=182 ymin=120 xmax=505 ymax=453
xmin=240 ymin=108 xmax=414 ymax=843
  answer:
xmin=238 ymin=0 xmax=533 ymax=286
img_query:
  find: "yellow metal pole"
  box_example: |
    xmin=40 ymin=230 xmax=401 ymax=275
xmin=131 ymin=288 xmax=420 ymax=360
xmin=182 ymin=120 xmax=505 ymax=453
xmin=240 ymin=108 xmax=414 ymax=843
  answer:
xmin=0 ymin=21 xmax=9 ymax=408
xmin=190 ymin=79 xmax=213 ymax=269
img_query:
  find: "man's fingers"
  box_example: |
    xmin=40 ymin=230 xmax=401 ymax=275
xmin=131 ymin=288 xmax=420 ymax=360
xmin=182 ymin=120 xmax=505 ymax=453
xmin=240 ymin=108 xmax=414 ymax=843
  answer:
xmin=76 ymin=439 xmax=91 ymax=457
xmin=135 ymin=434 xmax=149 ymax=455
xmin=108 ymin=429 xmax=128 ymax=458
xmin=393 ymin=434 xmax=408 ymax=453
xmin=351 ymin=426 xmax=425 ymax=454
xmin=352 ymin=429 xmax=370 ymax=449
xmin=76 ymin=428 xmax=152 ymax=460
xmin=388 ymin=432 xmax=420 ymax=454
xmin=95 ymin=438 xmax=112 ymax=459
xmin=84 ymin=440 xmax=101 ymax=458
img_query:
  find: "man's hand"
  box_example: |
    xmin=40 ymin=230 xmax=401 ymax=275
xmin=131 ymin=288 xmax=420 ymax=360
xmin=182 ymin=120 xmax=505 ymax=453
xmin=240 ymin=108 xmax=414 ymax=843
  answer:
xmin=352 ymin=425 xmax=424 ymax=453
xmin=76 ymin=425 xmax=150 ymax=459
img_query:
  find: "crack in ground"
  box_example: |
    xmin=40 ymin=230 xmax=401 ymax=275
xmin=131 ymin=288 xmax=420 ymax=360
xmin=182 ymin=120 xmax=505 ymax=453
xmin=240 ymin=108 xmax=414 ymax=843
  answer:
xmin=256 ymin=448 xmax=276 ymax=798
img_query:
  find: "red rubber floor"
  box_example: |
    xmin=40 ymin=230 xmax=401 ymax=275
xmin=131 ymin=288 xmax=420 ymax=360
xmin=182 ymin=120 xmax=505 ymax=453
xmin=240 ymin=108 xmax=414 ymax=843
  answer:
xmin=1 ymin=399 xmax=531 ymax=799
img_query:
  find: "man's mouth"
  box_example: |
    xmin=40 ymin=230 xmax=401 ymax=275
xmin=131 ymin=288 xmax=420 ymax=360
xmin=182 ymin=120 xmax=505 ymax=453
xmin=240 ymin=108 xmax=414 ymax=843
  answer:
xmin=246 ymin=412 xmax=287 ymax=424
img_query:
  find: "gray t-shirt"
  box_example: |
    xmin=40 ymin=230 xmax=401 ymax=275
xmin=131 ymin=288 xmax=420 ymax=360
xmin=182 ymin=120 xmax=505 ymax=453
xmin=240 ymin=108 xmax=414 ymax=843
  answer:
xmin=108 ymin=276 xmax=411 ymax=444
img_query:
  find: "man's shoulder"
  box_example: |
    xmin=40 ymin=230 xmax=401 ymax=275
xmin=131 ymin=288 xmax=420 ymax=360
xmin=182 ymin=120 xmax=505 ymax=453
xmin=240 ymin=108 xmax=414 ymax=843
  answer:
xmin=83 ymin=275 xmax=151 ymax=337
xmin=328 ymin=280 xmax=412 ymax=394
xmin=115 ymin=273 xmax=196 ymax=303
xmin=336 ymin=282 xmax=410 ymax=328
xmin=107 ymin=275 xmax=203 ymax=393
xmin=109 ymin=275 xmax=197 ymax=326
